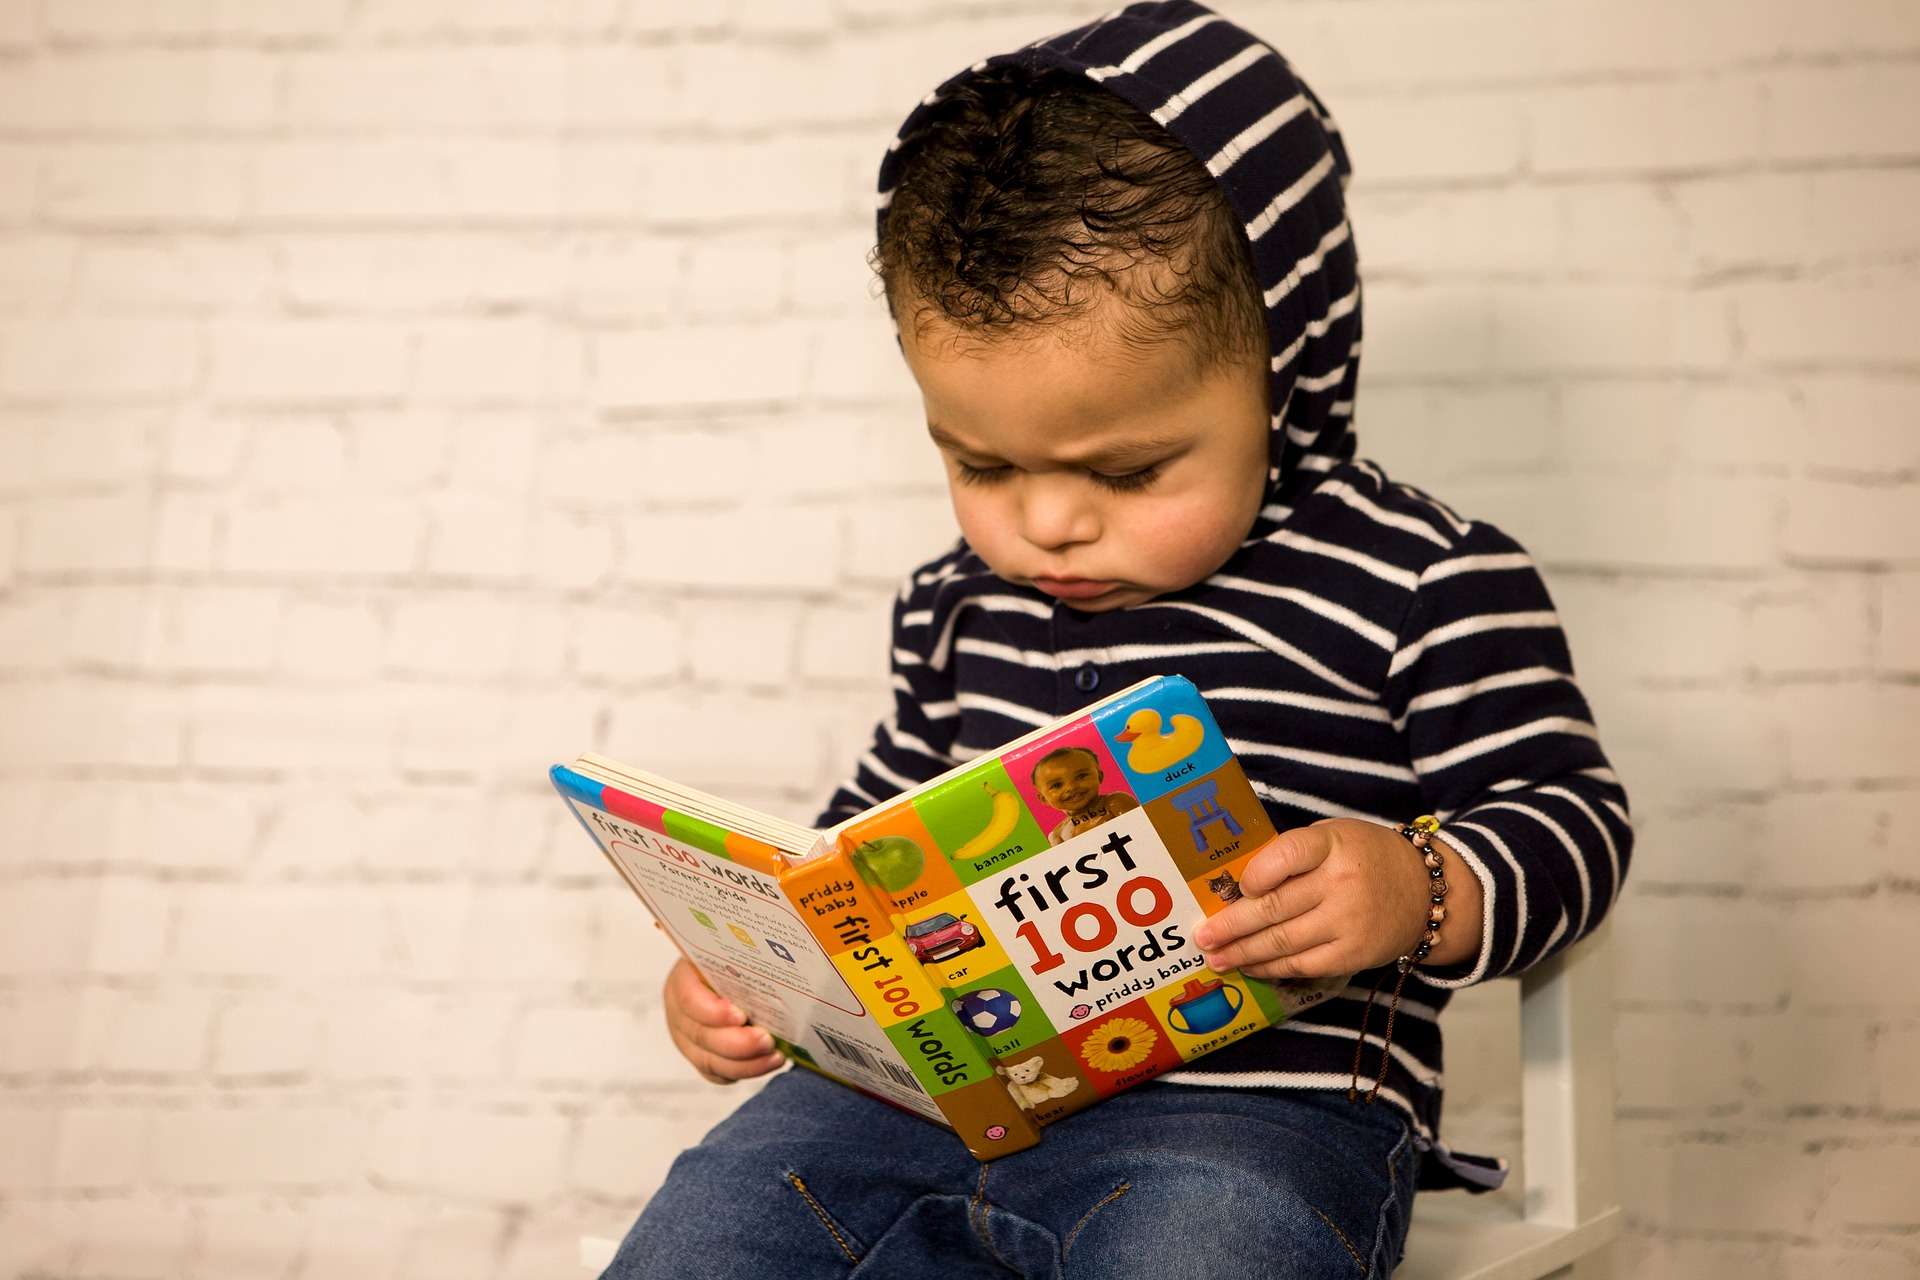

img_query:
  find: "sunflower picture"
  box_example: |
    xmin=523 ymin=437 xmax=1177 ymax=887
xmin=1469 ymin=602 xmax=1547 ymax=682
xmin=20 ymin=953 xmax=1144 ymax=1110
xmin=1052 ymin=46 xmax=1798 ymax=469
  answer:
xmin=1078 ymin=1015 xmax=1157 ymax=1073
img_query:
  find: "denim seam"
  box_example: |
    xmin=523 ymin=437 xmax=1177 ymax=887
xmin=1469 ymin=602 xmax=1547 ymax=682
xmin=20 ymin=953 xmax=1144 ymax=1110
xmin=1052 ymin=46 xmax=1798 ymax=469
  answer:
xmin=1365 ymin=1121 xmax=1417 ymax=1276
xmin=1061 ymin=1182 xmax=1131 ymax=1260
xmin=967 ymin=1163 xmax=1019 ymax=1270
xmin=784 ymin=1172 xmax=862 ymax=1265
xmin=1310 ymin=1205 xmax=1368 ymax=1275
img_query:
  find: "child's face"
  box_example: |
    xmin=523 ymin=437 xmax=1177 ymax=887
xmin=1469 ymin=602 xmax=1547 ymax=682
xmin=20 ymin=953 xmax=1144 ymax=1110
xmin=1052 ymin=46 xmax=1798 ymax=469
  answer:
xmin=898 ymin=293 xmax=1269 ymax=613
xmin=1032 ymin=752 xmax=1103 ymax=813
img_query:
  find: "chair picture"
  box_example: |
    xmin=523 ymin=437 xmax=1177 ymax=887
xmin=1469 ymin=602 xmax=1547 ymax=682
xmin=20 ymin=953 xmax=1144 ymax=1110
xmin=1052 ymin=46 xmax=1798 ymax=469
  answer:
xmin=1166 ymin=778 xmax=1244 ymax=853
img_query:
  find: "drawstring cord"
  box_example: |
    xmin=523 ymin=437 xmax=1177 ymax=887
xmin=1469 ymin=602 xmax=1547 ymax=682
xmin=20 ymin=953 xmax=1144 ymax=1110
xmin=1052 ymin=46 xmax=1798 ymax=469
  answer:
xmin=1350 ymin=815 xmax=1448 ymax=1105
xmin=1347 ymin=960 xmax=1413 ymax=1105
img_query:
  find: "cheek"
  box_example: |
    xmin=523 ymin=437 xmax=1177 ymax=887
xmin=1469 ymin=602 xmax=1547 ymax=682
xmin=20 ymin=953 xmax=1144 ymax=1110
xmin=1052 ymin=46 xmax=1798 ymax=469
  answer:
xmin=1115 ymin=494 xmax=1251 ymax=583
xmin=948 ymin=485 xmax=1018 ymax=565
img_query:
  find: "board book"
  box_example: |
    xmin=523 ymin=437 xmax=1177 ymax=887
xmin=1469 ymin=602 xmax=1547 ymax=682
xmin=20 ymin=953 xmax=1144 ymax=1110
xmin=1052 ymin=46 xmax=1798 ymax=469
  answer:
xmin=549 ymin=675 xmax=1341 ymax=1160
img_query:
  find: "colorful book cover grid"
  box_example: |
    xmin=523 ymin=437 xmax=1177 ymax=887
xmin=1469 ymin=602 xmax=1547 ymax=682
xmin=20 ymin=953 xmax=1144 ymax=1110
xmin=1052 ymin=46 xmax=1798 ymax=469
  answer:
xmin=836 ymin=676 xmax=1290 ymax=1125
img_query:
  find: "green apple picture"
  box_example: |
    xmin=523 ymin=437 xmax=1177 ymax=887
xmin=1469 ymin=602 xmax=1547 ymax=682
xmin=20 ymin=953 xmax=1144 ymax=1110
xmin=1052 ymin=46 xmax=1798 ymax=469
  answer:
xmin=851 ymin=835 xmax=925 ymax=893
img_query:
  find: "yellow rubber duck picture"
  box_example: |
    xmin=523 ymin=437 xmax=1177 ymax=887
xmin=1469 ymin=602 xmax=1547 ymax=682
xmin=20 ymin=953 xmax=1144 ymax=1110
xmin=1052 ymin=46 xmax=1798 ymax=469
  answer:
xmin=1112 ymin=708 xmax=1206 ymax=773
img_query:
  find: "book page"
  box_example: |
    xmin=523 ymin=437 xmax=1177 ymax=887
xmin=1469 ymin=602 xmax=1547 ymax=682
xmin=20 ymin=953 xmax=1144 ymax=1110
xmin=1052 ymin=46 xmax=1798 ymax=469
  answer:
xmin=553 ymin=766 xmax=945 ymax=1124
xmin=568 ymin=753 xmax=820 ymax=856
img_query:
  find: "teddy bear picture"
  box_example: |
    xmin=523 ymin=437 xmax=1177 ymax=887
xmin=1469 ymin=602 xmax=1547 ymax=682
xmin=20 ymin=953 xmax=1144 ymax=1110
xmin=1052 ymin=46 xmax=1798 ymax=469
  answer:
xmin=994 ymin=1055 xmax=1081 ymax=1111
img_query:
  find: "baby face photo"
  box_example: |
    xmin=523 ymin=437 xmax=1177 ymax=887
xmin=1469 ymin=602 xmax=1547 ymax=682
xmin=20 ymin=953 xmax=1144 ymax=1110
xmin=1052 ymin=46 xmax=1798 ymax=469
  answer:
xmin=1010 ymin=732 xmax=1140 ymax=847
xmin=1031 ymin=748 xmax=1108 ymax=816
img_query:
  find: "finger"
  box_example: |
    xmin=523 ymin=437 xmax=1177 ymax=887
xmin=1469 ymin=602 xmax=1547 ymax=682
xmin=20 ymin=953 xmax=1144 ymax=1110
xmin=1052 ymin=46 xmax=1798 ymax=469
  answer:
xmin=1239 ymin=939 xmax=1351 ymax=982
xmin=666 ymin=1018 xmax=727 ymax=1084
xmin=1237 ymin=826 xmax=1336 ymax=898
xmin=1202 ymin=906 xmax=1339 ymax=974
xmin=1192 ymin=875 xmax=1323 ymax=952
xmin=670 ymin=1019 xmax=783 ymax=1084
xmin=689 ymin=1020 xmax=779 ymax=1063
xmin=667 ymin=961 xmax=748 ymax=1028
xmin=695 ymin=1047 xmax=786 ymax=1084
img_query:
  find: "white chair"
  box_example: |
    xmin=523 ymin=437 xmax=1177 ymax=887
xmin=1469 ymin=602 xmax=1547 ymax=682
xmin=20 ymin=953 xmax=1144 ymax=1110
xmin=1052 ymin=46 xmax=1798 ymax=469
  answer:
xmin=1397 ymin=920 xmax=1620 ymax=1280
xmin=581 ymin=922 xmax=1619 ymax=1278
xmin=580 ymin=1231 xmax=621 ymax=1273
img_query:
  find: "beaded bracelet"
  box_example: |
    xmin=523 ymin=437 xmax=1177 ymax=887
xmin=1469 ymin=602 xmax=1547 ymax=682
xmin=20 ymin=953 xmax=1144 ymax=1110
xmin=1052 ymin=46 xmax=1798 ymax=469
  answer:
xmin=1395 ymin=814 xmax=1450 ymax=973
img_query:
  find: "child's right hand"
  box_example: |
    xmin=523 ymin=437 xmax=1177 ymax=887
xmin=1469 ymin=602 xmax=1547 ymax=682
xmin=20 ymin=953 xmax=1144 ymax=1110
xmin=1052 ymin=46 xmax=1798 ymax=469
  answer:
xmin=663 ymin=958 xmax=788 ymax=1085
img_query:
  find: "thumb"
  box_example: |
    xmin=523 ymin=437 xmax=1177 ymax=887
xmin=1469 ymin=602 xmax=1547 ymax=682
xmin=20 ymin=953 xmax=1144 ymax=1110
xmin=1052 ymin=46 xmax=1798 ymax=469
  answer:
xmin=1238 ymin=825 xmax=1335 ymax=897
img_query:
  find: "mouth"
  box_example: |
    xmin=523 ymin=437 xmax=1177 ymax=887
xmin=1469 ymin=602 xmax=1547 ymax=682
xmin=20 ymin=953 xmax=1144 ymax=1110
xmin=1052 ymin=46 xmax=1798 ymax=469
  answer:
xmin=1031 ymin=576 xmax=1118 ymax=601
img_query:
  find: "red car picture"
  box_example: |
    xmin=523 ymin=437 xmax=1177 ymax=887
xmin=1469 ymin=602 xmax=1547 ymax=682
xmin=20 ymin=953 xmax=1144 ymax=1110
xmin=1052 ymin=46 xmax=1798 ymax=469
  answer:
xmin=903 ymin=912 xmax=984 ymax=964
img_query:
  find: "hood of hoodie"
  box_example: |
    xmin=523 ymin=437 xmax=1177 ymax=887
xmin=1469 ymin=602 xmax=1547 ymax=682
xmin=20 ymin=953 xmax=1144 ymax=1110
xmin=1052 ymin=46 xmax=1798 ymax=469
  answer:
xmin=877 ymin=0 xmax=1360 ymax=519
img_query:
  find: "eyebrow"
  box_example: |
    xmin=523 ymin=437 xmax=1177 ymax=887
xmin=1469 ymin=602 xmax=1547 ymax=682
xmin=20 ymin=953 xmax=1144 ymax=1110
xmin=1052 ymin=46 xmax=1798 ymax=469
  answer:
xmin=1073 ymin=436 xmax=1189 ymax=469
xmin=925 ymin=423 xmax=973 ymax=453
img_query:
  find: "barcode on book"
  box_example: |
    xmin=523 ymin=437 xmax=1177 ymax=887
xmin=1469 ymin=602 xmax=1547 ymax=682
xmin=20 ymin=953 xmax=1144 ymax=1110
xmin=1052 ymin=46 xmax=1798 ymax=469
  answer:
xmin=814 ymin=1027 xmax=924 ymax=1094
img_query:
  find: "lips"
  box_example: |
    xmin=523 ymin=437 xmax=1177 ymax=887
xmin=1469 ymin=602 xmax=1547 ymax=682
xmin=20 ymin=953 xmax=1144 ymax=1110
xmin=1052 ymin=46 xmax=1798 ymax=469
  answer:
xmin=1032 ymin=576 xmax=1117 ymax=600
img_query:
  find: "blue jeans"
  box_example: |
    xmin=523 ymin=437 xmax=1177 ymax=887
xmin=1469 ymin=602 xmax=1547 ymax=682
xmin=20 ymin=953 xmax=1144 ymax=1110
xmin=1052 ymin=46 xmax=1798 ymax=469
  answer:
xmin=605 ymin=1068 xmax=1416 ymax=1279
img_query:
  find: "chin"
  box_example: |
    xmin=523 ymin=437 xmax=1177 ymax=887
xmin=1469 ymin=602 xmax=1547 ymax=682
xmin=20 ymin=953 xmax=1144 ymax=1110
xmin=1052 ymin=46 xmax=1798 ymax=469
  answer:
xmin=1057 ymin=587 xmax=1161 ymax=612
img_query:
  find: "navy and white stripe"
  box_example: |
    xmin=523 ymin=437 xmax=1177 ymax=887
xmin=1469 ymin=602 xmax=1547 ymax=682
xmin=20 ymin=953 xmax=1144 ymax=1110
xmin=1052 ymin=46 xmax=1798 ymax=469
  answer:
xmin=855 ymin=2 xmax=1632 ymax=1156
xmin=823 ymin=466 xmax=1632 ymax=1145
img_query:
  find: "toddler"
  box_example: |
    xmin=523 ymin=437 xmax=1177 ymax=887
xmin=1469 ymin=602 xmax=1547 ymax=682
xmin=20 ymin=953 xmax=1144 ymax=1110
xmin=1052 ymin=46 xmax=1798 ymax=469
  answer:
xmin=1030 ymin=746 xmax=1140 ymax=845
xmin=616 ymin=5 xmax=1630 ymax=1278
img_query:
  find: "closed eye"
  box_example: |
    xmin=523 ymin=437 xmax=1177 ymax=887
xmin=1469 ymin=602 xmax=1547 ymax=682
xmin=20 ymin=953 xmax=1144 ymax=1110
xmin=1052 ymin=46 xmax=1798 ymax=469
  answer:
xmin=953 ymin=459 xmax=1013 ymax=486
xmin=951 ymin=459 xmax=1164 ymax=490
xmin=1088 ymin=464 xmax=1162 ymax=493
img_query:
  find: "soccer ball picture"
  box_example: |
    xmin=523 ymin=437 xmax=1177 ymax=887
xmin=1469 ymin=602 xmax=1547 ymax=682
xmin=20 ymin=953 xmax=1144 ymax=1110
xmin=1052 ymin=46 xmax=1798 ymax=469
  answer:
xmin=953 ymin=988 xmax=1023 ymax=1035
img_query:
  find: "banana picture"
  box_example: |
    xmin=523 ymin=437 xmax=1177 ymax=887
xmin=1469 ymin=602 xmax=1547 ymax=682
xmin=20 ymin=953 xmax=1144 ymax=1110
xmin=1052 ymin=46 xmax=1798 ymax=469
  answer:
xmin=952 ymin=781 xmax=1021 ymax=860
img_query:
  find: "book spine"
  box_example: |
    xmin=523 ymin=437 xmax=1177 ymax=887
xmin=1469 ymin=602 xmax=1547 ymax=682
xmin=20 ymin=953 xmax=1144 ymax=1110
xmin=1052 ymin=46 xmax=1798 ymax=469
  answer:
xmin=833 ymin=838 xmax=1054 ymax=1091
xmin=781 ymin=851 xmax=1040 ymax=1161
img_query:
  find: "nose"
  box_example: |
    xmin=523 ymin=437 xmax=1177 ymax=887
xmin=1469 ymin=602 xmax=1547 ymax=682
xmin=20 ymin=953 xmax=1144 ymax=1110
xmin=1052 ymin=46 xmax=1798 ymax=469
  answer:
xmin=1016 ymin=473 xmax=1099 ymax=552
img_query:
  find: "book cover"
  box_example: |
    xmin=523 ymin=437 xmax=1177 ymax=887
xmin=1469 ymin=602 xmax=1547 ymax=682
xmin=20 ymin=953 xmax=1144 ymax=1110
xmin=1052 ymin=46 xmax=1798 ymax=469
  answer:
xmin=551 ymin=676 xmax=1340 ymax=1160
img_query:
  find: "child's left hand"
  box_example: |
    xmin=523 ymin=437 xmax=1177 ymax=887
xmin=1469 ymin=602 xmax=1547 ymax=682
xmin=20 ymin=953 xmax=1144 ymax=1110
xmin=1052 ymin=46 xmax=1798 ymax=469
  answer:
xmin=1192 ymin=819 xmax=1483 ymax=979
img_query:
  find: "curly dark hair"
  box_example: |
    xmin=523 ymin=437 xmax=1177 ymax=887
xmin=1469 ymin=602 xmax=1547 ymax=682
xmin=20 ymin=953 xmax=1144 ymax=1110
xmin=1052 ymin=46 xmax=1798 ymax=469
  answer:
xmin=876 ymin=65 xmax=1266 ymax=365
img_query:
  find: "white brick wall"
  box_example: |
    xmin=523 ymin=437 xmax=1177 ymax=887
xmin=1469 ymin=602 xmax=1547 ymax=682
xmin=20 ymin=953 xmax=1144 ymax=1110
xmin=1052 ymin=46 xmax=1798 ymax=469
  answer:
xmin=0 ymin=2 xmax=1913 ymax=1277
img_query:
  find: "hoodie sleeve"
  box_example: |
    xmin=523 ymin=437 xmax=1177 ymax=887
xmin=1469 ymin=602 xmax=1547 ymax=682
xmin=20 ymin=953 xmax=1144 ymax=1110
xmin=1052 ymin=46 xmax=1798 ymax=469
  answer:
xmin=815 ymin=573 xmax=964 ymax=828
xmin=1381 ymin=523 xmax=1632 ymax=987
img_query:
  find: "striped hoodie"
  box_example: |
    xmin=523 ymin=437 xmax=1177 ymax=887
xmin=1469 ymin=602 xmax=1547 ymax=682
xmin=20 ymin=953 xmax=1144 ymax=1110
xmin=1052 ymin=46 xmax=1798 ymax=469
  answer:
xmin=825 ymin=1 xmax=1631 ymax=1179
